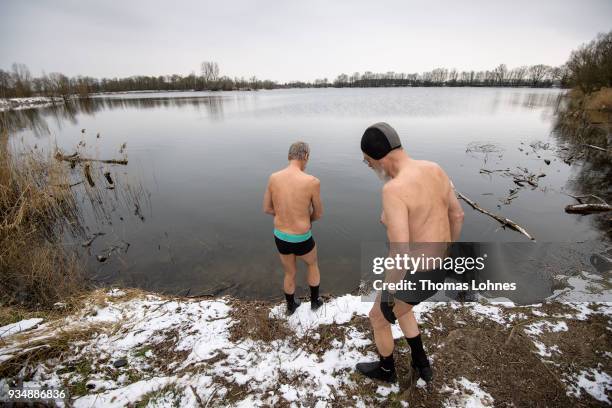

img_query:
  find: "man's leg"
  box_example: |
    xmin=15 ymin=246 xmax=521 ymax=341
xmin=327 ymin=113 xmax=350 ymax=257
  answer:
xmin=298 ymin=245 xmax=323 ymax=310
xmin=279 ymin=253 xmax=300 ymax=314
xmin=394 ymin=300 xmax=433 ymax=382
xmin=355 ymin=298 xmax=397 ymax=382
xmin=395 ymin=302 xmax=419 ymax=338
xmin=371 ymin=299 xmax=395 ymax=356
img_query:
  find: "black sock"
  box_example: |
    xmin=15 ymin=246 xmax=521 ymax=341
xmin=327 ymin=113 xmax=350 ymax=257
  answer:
xmin=309 ymin=285 xmax=319 ymax=302
xmin=406 ymin=334 xmax=429 ymax=367
xmin=285 ymin=292 xmax=295 ymax=306
xmin=379 ymin=353 xmax=395 ymax=371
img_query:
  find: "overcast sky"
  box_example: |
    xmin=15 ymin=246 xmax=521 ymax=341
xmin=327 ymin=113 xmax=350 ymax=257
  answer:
xmin=1 ymin=0 xmax=610 ymax=82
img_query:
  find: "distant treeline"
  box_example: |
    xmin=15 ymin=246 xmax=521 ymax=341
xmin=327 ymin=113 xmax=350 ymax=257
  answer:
xmin=0 ymin=62 xmax=564 ymax=99
xmin=0 ymin=31 xmax=610 ymax=98
xmin=293 ymin=64 xmax=564 ymax=88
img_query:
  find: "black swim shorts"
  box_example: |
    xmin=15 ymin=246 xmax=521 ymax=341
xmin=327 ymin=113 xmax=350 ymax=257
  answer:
xmin=274 ymin=236 xmax=315 ymax=256
xmin=380 ymin=268 xmax=446 ymax=324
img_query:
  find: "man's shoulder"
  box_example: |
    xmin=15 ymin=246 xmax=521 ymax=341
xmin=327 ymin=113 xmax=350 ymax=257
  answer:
xmin=269 ymin=169 xmax=288 ymax=179
xmin=298 ymin=171 xmax=319 ymax=185
xmin=382 ymin=178 xmax=403 ymax=196
xmin=307 ymin=174 xmax=320 ymax=185
xmin=417 ymin=159 xmax=444 ymax=174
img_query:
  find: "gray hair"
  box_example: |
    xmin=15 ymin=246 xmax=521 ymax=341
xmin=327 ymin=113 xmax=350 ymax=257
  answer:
xmin=288 ymin=141 xmax=310 ymax=161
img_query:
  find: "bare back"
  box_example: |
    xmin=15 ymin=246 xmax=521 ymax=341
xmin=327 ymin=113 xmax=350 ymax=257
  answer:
xmin=265 ymin=167 xmax=322 ymax=234
xmin=383 ymin=160 xmax=457 ymax=242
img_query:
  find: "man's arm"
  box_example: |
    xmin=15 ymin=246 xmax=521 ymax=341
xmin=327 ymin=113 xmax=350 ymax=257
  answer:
xmin=310 ymin=178 xmax=323 ymax=222
xmin=382 ymin=183 xmax=410 ymax=288
xmin=447 ymin=180 xmax=464 ymax=241
xmin=262 ymin=177 xmax=275 ymax=215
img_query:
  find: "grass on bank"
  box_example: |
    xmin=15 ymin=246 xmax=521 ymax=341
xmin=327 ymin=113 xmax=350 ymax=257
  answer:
xmin=0 ymin=129 xmax=85 ymax=316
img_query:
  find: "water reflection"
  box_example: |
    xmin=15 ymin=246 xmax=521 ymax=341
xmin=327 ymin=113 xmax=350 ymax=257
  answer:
xmin=551 ymin=98 xmax=612 ymax=239
xmin=0 ymin=95 xmax=230 ymax=135
xmin=2 ymin=88 xmax=610 ymax=298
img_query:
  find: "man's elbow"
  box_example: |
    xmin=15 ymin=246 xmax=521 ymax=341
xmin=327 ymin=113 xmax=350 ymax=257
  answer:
xmin=451 ymin=210 xmax=464 ymax=224
xmin=263 ymin=206 xmax=275 ymax=215
xmin=312 ymin=210 xmax=323 ymax=221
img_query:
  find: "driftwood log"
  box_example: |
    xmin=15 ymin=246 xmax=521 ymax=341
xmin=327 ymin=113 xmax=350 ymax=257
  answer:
xmin=565 ymin=203 xmax=612 ymax=214
xmin=456 ymin=190 xmax=535 ymax=241
xmin=55 ymin=151 xmax=128 ymax=165
xmin=565 ymin=194 xmax=611 ymax=214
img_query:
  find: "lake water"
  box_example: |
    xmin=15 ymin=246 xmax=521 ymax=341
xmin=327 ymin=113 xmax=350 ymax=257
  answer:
xmin=4 ymin=88 xmax=610 ymax=299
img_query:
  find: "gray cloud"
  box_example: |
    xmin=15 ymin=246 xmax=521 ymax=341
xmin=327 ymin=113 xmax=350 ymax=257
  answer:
xmin=1 ymin=0 xmax=610 ymax=82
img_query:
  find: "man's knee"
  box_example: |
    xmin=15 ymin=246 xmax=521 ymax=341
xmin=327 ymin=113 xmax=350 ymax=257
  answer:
xmin=301 ymin=253 xmax=317 ymax=266
xmin=392 ymin=301 xmax=413 ymax=319
xmin=369 ymin=304 xmax=390 ymax=329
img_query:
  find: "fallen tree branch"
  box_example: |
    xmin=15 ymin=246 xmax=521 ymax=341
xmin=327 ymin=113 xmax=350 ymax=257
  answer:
xmin=565 ymin=203 xmax=612 ymax=214
xmin=456 ymin=190 xmax=535 ymax=241
xmin=565 ymin=194 xmax=611 ymax=214
xmin=82 ymin=232 xmax=105 ymax=248
xmin=567 ymin=194 xmax=608 ymax=205
xmin=582 ymin=143 xmax=609 ymax=153
xmin=55 ymin=151 xmax=128 ymax=165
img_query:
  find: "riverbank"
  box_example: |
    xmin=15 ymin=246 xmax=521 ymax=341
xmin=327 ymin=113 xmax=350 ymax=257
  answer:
xmin=564 ymin=87 xmax=612 ymax=125
xmin=0 ymin=96 xmax=65 ymax=112
xmin=1 ymin=269 xmax=610 ymax=407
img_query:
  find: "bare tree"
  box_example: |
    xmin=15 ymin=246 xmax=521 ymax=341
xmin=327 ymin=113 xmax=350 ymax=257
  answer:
xmin=493 ymin=64 xmax=508 ymax=86
xmin=528 ymin=64 xmax=550 ymax=87
xmin=201 ymin=61 xmax=220 ymax=84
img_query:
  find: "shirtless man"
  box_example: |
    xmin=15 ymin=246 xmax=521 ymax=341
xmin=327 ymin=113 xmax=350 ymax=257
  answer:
xmin=356 ymin=123 xmax=464 ymax=383
xmin=263 ymin=141 xmax=324 ymax=315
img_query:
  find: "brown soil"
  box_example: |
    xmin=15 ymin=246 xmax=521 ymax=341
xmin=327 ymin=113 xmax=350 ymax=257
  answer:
xmin=342 ymin=304 xmax=610 ymax=407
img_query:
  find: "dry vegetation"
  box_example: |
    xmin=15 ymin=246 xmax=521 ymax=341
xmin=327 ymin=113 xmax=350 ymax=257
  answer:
xmin=0 ymin=129 xmax=85 ymax=312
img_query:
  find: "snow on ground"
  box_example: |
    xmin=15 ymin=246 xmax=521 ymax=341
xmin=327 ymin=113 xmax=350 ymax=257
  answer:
xmin=0 ymin=318 xmax=44 ymax=338
xmin=565 ymin=368 xmax=612 ymax=404
xmin=441 ymin=377 xmax=494 ymax=407
xmin=0 ymin=97 xmax=64 ymax=111
xmin=0 ymin=269 xmax=610 ymax=407
xmin=269 ymin=295 xmax=371 ymax=337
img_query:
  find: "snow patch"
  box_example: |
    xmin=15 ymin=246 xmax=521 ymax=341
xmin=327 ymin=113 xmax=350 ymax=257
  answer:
xmin=442 ymin=377 xmax=494 ymax=407
xmin=0 ymin=318 xmax=44 ymax=338
xmin=566 ymin=368 xmax=612 ymax=404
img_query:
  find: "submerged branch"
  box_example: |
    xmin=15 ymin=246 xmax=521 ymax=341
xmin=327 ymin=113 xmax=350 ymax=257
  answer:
xmin=565 ymin=203 xmax=612 ymax=214
xmin=456 ymin=190 xmax=535 ymax=241
xmin=54 ymin=151 xmax=128 ymax=165
xmin=565 ymin=194 xmax=612 ymax=214
xmin=582 ymin=143 xmax=609 ymax=153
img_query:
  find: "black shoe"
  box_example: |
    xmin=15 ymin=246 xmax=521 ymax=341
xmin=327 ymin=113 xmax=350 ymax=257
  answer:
xmin=311 ymin=297 xmax=323 ymax=311
xmin=356 ymin=361 xmax=397 ymax=383
xmin=287 ymin=298 xmax=301 ymax=316
xmin=411 ymin=362 xmax=433 ymax=383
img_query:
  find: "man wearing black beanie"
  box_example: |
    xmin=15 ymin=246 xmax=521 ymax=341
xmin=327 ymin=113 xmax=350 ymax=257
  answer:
xmin=356 ymin=122 xmax=465 ymax=384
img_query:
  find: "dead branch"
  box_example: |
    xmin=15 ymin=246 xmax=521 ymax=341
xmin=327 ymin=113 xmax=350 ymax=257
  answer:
xmin=456 ymin=190 xmax=535 ymax=241
xmin=55 ymin=151 xmax=128 ymax=165
xmin=82 ymin=232 xmax=105 ymax=247
xmin=582 ymin=143 xmax=608 ymax=153
xmin=83 ymin=163 xmax=95 ymax=187
xmin=567 ymin=194 xmax=608 ymax=205
xmin=565 ymin=203 xmax=612 ymax=214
